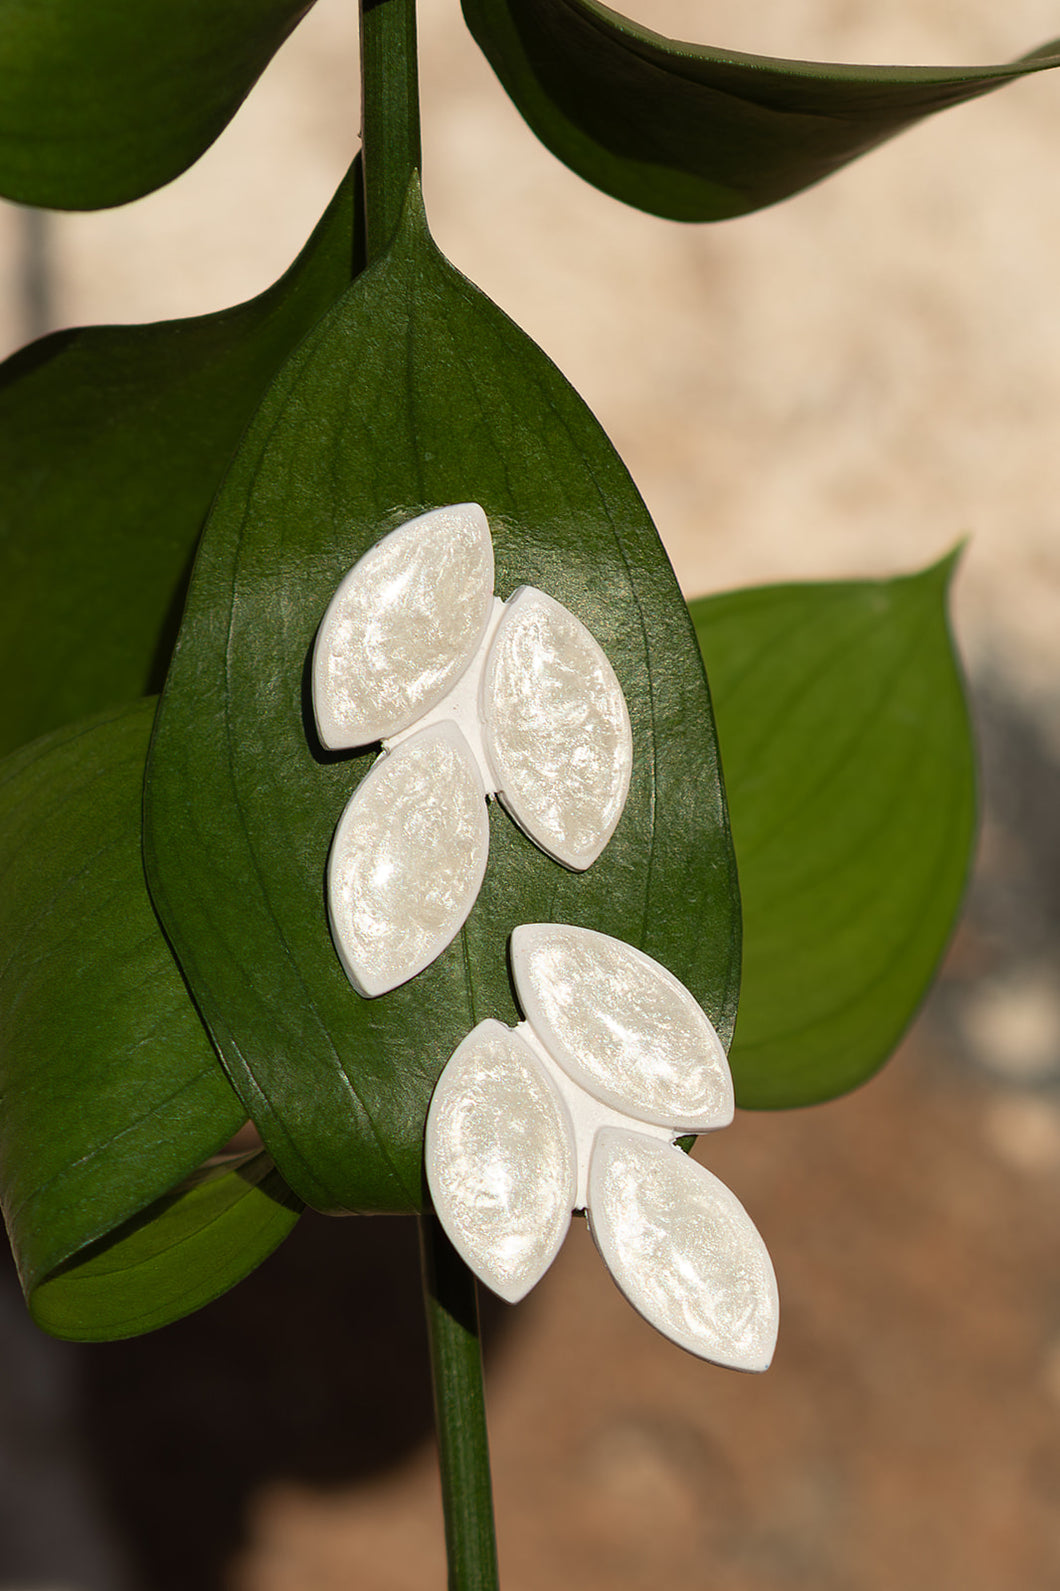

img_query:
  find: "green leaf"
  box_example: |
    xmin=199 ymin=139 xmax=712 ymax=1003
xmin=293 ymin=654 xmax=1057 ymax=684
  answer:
xmin=0 ymin=699 xmax=299 ymax=1338
xmin=0 ymin=162 xmax=363 ymax=761
xmin=144 ymin=176 xmax=739 ymax=1215
xmin=31 ymin=1152 xmax=301 ymax=1342
xmin=0 ymin=0 xmax=317 ymax=208
xmin=462 ymin=0 xmax=1060 ymax=221
xmin=690 ymin=556 xmax=975 ymax=1108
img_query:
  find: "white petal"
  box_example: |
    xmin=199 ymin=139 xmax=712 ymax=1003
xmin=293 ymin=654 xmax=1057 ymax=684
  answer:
xmin=481 ymin=587 xmax=632 ymax=869
xmin=426 ymin=1021 xmax=576 ymax=1303
xmin=313 ymin=504 xmax=495 ymax=749
xmin=511 ymin=924 xmax=733 ymax=1132
xmin=327 ymin=724 xmax=489 ymax=997
xmin=587 ymin=1129 xmax=778 ymax=1371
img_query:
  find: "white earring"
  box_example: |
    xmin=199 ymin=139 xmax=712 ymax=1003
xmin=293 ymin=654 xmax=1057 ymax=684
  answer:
xmin=425 ymin=925 xmax=779 ymax=1373
xmin=313 ymin=506 xmax=633 ymax=996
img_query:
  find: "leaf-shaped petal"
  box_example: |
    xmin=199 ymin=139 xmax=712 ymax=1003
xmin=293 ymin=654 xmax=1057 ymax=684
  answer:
xmin=482 ymin=586 xmax=632 ymax=869
xmin=463 ymin=0 xmax=1060 ymax=221
xmin=512 ymin=924 xmax=733 ymax=1131
xmin=313 ymin=503 xmax=495 ymax=750
xmin=426 ymin=1019 xmax=575 ymax=1302
xmin=587 ymin=1129 xmax=778 ymax=1371
xmin=328 ymin=723 xmax=490 ymax=998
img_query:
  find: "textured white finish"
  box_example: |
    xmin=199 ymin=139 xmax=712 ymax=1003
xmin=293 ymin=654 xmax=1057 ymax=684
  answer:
xmin=587 ymin=1129 xmax=779 ymax=1372
xmin=327 ymin=724 xmax=489 ymax=997
xmin=426 ymin=924 xmax=777 ymax=1367
xmin=387 ymin=597 xmax=506 ymax=780
xmin=313 ymin=504 xmax=494 ymax=749
xmin=511 ymin=924 xmax=733 ymax=1131
xmin=481 ymin=587 xmax=632 ymax=869
xmin=426 ymin=1021 xmax=576 ymax=1303
xmin=315 ymin=506 xmax=634 ymax=996
xmin=513 ymin=1018 xmax=674 ymax=1211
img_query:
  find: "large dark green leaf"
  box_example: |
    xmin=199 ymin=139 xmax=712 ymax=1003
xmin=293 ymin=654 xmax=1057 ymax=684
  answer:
xmin=145 ymin=176 xmax=739 ymax=1215
xmin=463 ymin=0 xmax=1060 ymax=220
xmin=690 ymin=556 xmax=975 ymax=1108
xmin=0 ymin=162 xmax=362 ymax=761
xmin=0 ymin=0 xmax=317 ymax=208
xmin=0 ymin=699 xmax=300 ymax=1337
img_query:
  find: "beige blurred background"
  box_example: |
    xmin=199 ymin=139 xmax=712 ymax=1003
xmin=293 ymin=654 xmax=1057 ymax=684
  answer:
xmin=2 ymin=1 xmax=1060 ymax=1587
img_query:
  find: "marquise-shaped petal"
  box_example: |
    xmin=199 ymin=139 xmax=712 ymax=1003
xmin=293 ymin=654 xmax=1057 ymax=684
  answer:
xmin=511 ymin=924 xmax=733 ymax=1131
xmin=481 ymin=587 xmax=632 ymax=869
xmin=426 ymin=1020 xmax=576 ymax=1302
xmin=313 ymin=503 xmax=495 ymax=749
xmin=327 ymin=723 xmax=489 ymax=997
xmin=587 ymin=1129 xmax=779 ymax=1371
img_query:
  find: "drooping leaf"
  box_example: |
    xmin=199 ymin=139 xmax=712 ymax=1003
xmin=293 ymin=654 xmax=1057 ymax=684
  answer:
xmin=690 ymin=556 xmax=975 ymax=1107
xmin=31 ymin=1152 xmax=301 ymax=1342
xmin=462 ymin=0 xmax=1060 ymax=221
xmin=145 ymin=176 xmax=739 ymax=1215
xmin=0 ymin=0 xmax=318 ymax=208
xmin=0 ymin=699 xmax=300 ymax=1337
xmin=0 ymin=161 xmax=363 ymax=761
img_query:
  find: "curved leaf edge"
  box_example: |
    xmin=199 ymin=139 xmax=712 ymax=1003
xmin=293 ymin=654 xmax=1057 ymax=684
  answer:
xmin=0 ymin=703 xmax=253 ymax=1293
xmin=29 ymin=1151 xmax=303 ymax=1342
xmin=463 ymin=0 xmax=1060 ymax=221
xmin=0 ymin=159 xmax=363 ymax=764
xmin=0 ymin=0 xmax=320 ymax=210
xmin=570 ymin=0 xmax=1060 ymax=90
xmin=689 ymin=549 xmax=976 ymax=1110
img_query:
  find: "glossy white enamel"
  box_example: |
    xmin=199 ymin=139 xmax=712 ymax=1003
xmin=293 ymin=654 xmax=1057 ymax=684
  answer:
xmin=511 ymin=924 xmax=733 ymax=1131
xmin=313 ymin=503 xmax=494 ymax=749
xmin=426 ymin=1021 xmax=576 ymax=1302
xmin=327 ymin=723 xmax=489 ymax=997
xmin=587 ymin=1129 xmax=779 ymax=1371
xmin=481 ymin=587 xmax=632 ymax=869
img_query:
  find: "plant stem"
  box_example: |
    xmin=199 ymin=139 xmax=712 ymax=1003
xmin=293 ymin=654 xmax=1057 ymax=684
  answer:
xmin=359 ymin=2 xmax=495 ymax=1575
xmin=359 ymin=0 xmax=422 ymax=262
xmin=419 ymin=1211 xmax=501 ymax=1591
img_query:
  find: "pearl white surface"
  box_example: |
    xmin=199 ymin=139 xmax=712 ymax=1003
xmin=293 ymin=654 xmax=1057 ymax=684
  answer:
xmin=587 ymin=1129 xmax=779 ymax=1372
xmin=426 ymin=1020 xmax=576 ymax=1303
xmin=386 ymin=597 xmax=506 ymax=780
xmin=513 ymin=1018 xmax=674 ymax=1212
xmin=327 ymin=723 xmax=489 ymax=997
xmin=313 ymin=504 xmax=494 ymax=749
xmin=511 ymin=925 xmax=734 ymax=1131
xmin=481 ymin=587 xmax=632 ymax=869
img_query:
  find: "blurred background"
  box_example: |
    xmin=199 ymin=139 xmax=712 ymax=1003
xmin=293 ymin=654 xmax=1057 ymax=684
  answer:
xmin=2 ymin=0 xmax=1060 ymax=1585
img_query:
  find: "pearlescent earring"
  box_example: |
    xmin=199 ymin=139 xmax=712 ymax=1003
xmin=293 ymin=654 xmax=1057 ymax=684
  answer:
xmin=425 ymin=924 xmax=779 ymax=1373
xmin=313 ymin=506 xmax=633 ymax=997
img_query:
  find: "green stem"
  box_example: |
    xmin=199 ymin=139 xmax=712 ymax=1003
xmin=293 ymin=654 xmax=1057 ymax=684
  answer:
xmin=359 ymin=3 xmax=493 ymax=1573
xmin=419 ymin=1211 xmax=501 ymax=1591
xmin=359 ymin=0 xmax=422 ymax=261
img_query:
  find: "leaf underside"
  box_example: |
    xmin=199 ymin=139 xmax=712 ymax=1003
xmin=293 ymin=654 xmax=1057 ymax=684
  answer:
xmin=0 ymin=162 xmax=363 ymax=764
xmin=0 ymin=0 xmax=318 ymax=208
xmin=0 ymin=701 xmax=300 ymax=1338
xmin=691 ymin=556 xmax=975 ymax=1108
xmin=32 ymin=1152 xmax=301 ymax=1342
xmin=145 ymin=177 xmax=740 ymax=1216
xmin=463 ymin=0 xmax=1060 ymax=220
